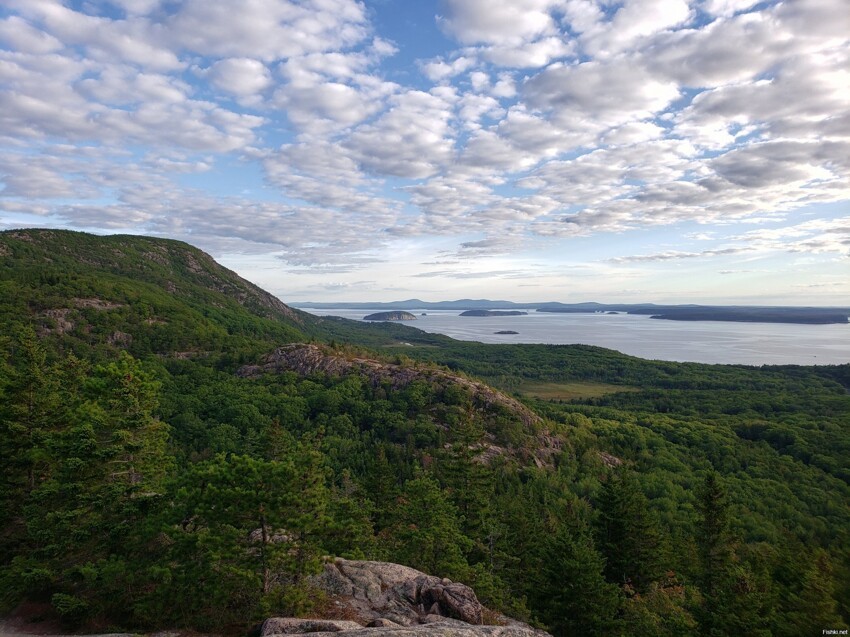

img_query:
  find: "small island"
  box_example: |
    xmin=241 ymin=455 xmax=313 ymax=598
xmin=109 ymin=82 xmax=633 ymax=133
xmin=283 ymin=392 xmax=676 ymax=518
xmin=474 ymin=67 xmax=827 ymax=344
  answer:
xmin=363 ymin=311 xmax=417 ymax=321
xmin=460 ymin=310 xmax=528 ymax=317
xmin=495 ymin=330 xmax=519 ymax=334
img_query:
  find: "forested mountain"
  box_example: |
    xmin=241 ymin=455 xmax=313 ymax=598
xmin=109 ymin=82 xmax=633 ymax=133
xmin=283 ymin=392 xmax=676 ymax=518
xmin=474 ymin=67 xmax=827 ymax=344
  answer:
xmin=1 ymin=229 xmax=848 ymax=636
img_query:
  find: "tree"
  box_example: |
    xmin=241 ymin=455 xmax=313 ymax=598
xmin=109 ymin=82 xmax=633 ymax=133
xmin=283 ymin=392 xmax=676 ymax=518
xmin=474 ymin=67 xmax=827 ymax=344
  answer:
xmin=695 ymin=471 xmax=772 ymax=637
xmin=595 ymin=469 xmax=666 ymax=592
xmin=386 ymin=472 xmax=472 ymax=579
xmin=537 ymin=524 xmax=622 ymax=637
xmin=163 ymin=450 xmax=329 ymax=626
xmin=785 ymin=550 xmax=846 ymax=635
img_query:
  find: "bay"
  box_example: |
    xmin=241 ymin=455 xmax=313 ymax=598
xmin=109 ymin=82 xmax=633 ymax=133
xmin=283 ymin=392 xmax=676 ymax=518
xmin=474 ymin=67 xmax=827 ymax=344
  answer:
xmin=298 ymin=307 xmax=850 ymax=366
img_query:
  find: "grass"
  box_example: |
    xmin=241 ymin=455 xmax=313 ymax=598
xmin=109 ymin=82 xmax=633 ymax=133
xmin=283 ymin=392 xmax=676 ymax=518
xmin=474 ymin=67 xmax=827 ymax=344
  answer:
xmin=518 ymin=380 xmax=640 ymax=401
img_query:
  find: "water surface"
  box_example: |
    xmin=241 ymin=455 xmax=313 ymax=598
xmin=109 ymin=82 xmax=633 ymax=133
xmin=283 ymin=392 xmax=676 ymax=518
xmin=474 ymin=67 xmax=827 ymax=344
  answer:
xmin=299 ymin=308 xmax=850 ymax=366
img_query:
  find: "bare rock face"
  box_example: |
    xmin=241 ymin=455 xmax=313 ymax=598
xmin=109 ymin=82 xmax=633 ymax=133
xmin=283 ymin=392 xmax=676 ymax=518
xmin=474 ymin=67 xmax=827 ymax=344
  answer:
xmin=262 ymin=560 xmax=550 ymax=637
xmin=237 ymin=344 xmax=543 ymax=431
xmin=261 ymin=619 xmax=364 ymax=635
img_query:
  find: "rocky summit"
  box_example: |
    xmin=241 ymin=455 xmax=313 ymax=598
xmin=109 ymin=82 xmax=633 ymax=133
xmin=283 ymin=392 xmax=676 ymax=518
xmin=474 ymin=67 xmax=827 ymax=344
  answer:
xmin=259 ymin=560 xmax=550 ymax=637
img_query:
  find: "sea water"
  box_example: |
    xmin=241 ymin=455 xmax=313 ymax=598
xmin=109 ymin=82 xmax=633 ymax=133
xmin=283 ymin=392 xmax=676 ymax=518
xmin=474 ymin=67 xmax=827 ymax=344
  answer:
xmin=297 ymin=308 xmax=850 ymax=366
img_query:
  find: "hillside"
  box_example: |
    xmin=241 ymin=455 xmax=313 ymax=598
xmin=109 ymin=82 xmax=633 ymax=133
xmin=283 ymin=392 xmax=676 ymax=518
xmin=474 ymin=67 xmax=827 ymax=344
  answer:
xmin=1 ymin=229 xmax=849 ymax=637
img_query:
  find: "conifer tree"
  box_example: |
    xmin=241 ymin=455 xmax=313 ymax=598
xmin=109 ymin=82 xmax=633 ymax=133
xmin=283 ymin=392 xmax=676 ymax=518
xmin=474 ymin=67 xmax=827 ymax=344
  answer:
xmin=595 ymin=469 xmax=665 ymax=592
xmin=387 ymin=472 xmax=472 ymax=579
xmin=537 ymin=524 xmax=622 ymax=637
xmin=695 ymin=471 xmax=772 ymax=637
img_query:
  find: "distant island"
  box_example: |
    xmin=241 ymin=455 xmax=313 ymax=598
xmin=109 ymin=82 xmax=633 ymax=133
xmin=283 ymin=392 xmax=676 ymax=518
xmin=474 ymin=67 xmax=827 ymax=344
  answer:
xmin=643 ymin=308 xmax=850 ymax=324
xmin=363 ymin=311 xmax=417 ymax=321
xmin=460 ymin=310 xmax=528 ymax=317
xmin=537 ymin=306 xmax=849 ymax=325
xmin=495 ymin=330 xmax=519 ymax=334
xmin=296 ymin=300 xmax=850 ymax=325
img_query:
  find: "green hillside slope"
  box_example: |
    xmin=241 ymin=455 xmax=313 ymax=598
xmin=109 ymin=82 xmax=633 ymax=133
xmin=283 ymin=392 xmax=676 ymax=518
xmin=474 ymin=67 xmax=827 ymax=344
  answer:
xmin=1 ymin=229 xmax=848 ymax=636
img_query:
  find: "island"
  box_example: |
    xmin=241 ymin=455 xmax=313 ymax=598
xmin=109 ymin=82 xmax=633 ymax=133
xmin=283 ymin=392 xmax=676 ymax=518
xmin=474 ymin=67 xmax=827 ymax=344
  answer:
xmin=363 ymin=311 xmax=417 ymax=321
xmin=460 ymin=310 xmax=528 ymax=317
xmin=495 ymin=330 xmax=519 ymax=334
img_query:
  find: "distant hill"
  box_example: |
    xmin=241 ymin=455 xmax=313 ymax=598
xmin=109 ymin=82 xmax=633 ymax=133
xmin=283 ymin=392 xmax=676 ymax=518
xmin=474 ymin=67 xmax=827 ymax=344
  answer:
xmin=298 ymin=298 xmax=850 ymax=324
xmin=460 ymin=310 xmax=528 ymax=317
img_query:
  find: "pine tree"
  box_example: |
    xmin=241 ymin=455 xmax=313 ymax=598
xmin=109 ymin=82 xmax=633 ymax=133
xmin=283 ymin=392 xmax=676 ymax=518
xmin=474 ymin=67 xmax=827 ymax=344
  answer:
xmin=695 ymin=471 xmax=772 ymax=637
xmin=595 ymin=469 xmax=665 ymax=592
xmin=435 ymin=410 xmax=494 ymax=555
xmin=387 ymin=472 xmax=472 ymax=579
xmin=537 ymin=524 xmax=622 ymax=637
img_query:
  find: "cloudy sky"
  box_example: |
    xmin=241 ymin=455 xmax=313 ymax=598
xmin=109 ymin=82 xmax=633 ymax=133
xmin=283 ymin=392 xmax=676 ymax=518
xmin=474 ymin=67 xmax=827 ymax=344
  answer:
xmin=1 ymin=0 xmax=848 ymax=304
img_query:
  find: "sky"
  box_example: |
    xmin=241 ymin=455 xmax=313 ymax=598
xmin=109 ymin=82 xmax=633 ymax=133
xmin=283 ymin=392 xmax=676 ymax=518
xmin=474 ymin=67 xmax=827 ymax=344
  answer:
xmin=0 ymin=0 xmax=848 ymax=305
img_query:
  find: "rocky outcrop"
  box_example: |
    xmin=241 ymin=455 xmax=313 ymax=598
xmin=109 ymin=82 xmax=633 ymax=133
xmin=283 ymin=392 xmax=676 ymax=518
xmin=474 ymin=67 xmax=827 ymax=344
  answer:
xmin=236 ymin=344 xmax=565 ymax=467
xmin=259 ymin=560 xmax=550 ymax=637
xmin=363 ymin=311 xmax=417 ymax=321
xmin=237 ymin=344 xmax=542 ymax=431
xmin=310 ymin=559 xmax=483 ymax=626
xmin=262 ymin=624 xmax=548 ymax=637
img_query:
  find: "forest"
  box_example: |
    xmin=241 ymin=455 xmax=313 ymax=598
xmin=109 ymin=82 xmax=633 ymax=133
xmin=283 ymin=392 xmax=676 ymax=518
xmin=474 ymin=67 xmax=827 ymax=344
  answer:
xmin=1 ymin=229 xmax=848 ymax=636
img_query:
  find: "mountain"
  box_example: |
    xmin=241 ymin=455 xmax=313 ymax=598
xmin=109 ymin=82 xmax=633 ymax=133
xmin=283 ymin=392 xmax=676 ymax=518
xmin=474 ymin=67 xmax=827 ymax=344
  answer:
xmin=0 ymin=229 xmax=316 ymax=355
xmin=1 ymin=229 xmax=849 ymax=637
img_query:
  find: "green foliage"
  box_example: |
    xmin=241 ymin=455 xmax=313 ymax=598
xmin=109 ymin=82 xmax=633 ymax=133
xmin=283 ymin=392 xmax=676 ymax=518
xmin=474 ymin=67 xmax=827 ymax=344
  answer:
xmin=2 ymin=229 xmax=849 ymax=636
xmin=536 ymin=525 xmax=622 ymax=636
xmin=595 ymin=469 xmax=666 ymax=592
xmin=384 ymin=472 xmax=473 ymax=580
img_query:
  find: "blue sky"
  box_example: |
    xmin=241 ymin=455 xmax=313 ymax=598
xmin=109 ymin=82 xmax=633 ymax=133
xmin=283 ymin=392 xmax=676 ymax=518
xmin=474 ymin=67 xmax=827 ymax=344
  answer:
xmin=0 ymin=0 xmax=848 ymax=304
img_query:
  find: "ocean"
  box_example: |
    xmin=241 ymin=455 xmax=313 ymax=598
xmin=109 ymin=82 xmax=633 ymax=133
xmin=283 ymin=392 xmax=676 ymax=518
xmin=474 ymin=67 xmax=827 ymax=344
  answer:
xmin=298 ymin=308 xmax=850 ymax=366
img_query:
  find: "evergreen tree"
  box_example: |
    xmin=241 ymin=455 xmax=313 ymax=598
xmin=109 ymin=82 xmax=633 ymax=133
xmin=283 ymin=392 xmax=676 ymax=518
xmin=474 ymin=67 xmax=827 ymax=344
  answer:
xmin=386 ymin=472 xmax=472 ymax=579
xmin=537 ymin=524 xmax=622 ymax=637
xmin=695 ymin=471 xmax=772 ymax=637
xmin=435 ymin=409 xmax=494 ymax=555
xmin=164 ymin=450 xmax=329 ymax=626
xmin=595 ymin=469 xmax=665 ymax=592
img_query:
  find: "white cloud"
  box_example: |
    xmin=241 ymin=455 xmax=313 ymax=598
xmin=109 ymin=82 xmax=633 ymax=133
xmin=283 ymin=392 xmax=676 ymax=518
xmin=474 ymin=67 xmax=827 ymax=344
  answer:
xmin=580 ymin=0 xmax=692 ymax=57
xmin=421 ymin=56 xmax=475 ymax=82
xmin=10 ymin=0 xmax=182 ymax=70
xmin=480 ymin=35 xmax=574 ymax=68
xmin=0 ymin=15 xmax=63 ymax=54
xmin=344 ymin=89 xmax=456 ymax=179
xmin=207 ymin=58 xmax=272 ymax=98
xmin=1 ymin=0 xmax=848 ymax=295
xmin=167 ymin=0 xmax=369 ymax=61
xmin=524 ymin=60 xmax=680 ymax=130
xmin=437 ymin=0 xmax=563 ymax=45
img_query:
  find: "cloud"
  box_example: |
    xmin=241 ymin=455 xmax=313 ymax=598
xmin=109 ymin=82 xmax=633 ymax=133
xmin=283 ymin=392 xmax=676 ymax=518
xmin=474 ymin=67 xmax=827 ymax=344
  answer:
xmin=206 ymin=58 xmax=272 ymax=98
xmin=437 ymin=0 xmax=561 ymax=45
xmin=577 ymin=0 xmax=692 ymax=57
xmin=524 ymin=60 xmax=680 ymax=130
xmin=166 ymin=0 xmax=369 ymax=61
xmin=1 ymin=0 xmax=848 ymax=292
xmin=608 ymin=247 xmax=752 ymax=263
xmin=0 ymin=15 xmax=63 ymax=54
xmin=344 ymin=89 xmax=456 ymax=179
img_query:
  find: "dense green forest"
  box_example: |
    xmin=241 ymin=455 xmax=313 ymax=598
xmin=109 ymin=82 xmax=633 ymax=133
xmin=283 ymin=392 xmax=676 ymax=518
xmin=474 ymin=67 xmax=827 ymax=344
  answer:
xmin=1 ymin=229 xmax=848 ymax=636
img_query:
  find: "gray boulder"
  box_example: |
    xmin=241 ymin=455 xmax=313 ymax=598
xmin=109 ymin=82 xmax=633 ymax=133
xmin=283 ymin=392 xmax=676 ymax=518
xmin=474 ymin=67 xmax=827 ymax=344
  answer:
xmin=261 ymin=559 xmax=550 ymax=637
